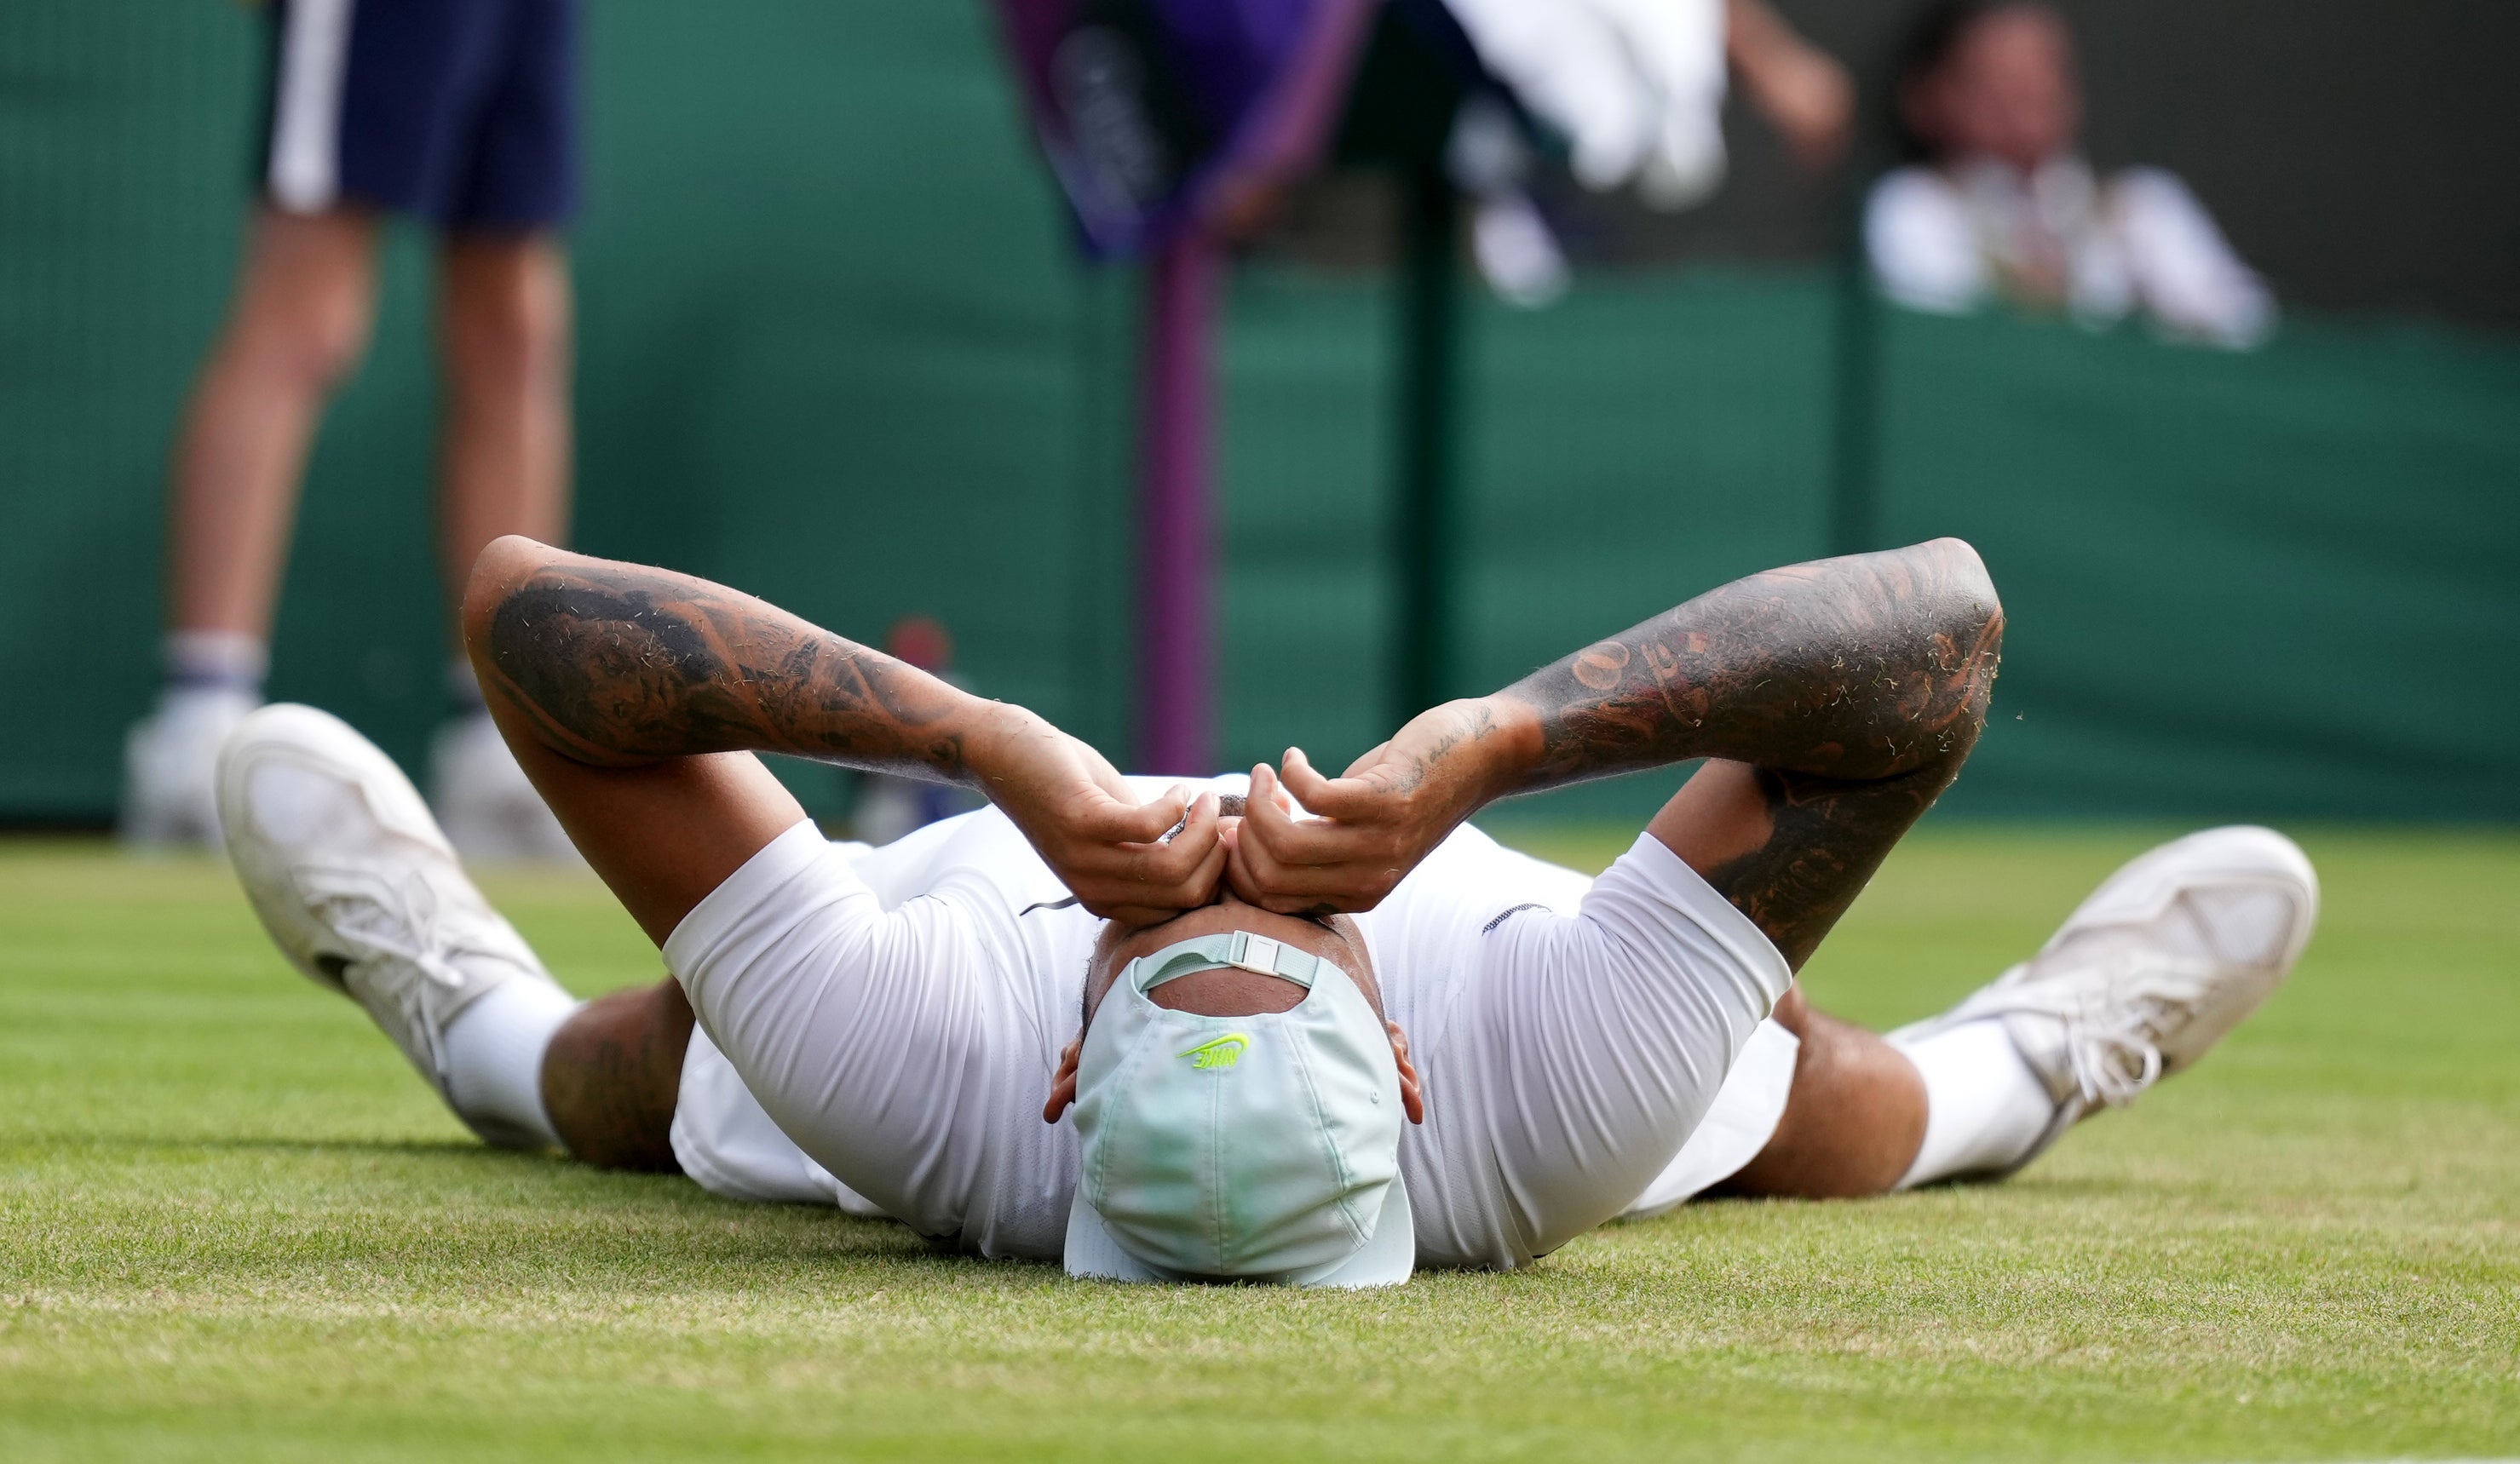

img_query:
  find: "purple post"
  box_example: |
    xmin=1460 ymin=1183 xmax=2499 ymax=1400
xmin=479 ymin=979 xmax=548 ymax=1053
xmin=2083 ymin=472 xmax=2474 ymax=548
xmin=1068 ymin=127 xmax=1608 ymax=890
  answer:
xmin=1135 ymin=234 xmax=1222 ymax=775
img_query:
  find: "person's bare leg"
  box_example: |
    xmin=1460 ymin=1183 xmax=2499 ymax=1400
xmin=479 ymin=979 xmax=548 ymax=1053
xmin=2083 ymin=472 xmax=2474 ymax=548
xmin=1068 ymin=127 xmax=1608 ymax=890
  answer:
xmin=166 ymin=208 xmax=380 ymax=638
xmin=1709 ymin=985 xmax=1927 ymax=1198
xmin=425 ymin=235 xmax=578 ymax=858
xmin=541 ymin=979 xmax=693 ymax=1172
xmin=435 ymin=234 xmax=572 ymax=618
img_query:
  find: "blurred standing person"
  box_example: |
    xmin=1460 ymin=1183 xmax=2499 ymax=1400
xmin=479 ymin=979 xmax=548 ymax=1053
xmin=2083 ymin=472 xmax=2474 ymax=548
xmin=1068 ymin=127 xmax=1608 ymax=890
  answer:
xmin=1437 ymin=0 xmax=1856 ymax=304
xmin=1866 ymin=1 xmax=2274 ymax=347
xmin=123 ymin=0 xmax=582 ymax=858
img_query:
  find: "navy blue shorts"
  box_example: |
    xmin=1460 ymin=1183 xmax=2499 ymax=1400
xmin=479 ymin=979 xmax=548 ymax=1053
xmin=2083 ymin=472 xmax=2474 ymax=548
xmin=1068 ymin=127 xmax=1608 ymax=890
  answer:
xmin=258 ymin=0 xmax=580 ymax=233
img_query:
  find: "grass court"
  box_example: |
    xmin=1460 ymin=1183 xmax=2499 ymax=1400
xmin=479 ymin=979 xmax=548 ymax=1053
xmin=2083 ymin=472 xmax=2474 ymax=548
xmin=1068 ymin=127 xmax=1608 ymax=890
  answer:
xmin=3 ymin=826 xmax=2514 ymax=1461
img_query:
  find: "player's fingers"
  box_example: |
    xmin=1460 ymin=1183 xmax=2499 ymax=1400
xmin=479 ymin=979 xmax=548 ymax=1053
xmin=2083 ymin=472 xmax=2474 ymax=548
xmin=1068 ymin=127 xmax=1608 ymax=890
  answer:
xmin=1245 ymin=769 xmax=1413 ymax=867
xmin=1223 ymin=835 xmax=1267 ymax=906
xmin=1156 ymin=828 xmax=1229 ymax=910
xmin=1263 ymin=762 xmax=1300 ymax=814
xmin=1239 ymin=775 xmax=1369 ymax=867
xmin=1275 ymin=747 xmax=1410 ymax=823
xmin=1277 ymin=747 xmax=1338 ymax=811
xmin=1072 ymin=784 xmax=1188 ymax=845
xmin=1225 ymin=818 xmax=1296 ymax=893
xmin=1232 ymin=833 xmax=1386 ymax=908
xmin=1229 ymin=819 xmax=1357 ymax=906
xmin=1281 ymin=757 xmax=1409 ymax=822
xmin=1138 ymin=791 xmax=1220 ymax=881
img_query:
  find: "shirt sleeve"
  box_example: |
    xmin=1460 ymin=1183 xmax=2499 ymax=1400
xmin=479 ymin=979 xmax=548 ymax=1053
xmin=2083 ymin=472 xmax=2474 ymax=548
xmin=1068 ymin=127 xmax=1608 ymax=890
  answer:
xmin=662 ymin=818 xmax=1006 ymax=1244
xmin=1458 ymin=832 xmax=1793 ymax=1260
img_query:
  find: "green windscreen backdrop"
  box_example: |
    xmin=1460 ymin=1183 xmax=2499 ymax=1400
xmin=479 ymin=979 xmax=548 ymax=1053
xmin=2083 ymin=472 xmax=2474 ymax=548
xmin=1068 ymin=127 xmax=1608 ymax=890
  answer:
xmin=3 ymin=1 xmax=2515 ymax=826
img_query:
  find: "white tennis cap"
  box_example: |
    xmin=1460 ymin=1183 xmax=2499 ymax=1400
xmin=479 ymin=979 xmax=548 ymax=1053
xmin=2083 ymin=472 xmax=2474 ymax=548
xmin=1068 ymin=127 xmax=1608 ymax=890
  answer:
xmin=1064 ymin=929 xmax=1413 ymax=1289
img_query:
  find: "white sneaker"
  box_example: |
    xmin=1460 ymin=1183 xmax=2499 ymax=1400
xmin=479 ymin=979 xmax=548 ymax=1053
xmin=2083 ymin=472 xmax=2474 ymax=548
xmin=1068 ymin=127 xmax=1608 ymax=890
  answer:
xmin=428 ymin=710 xmax=583 ymax=866
xmin=1891 ymin=826 xmax=2320 ymax=1173
xmin=216 ymin=703 xmax=571 ymax=1148
xmin=120 ymin=686 xmax=258 ymax=850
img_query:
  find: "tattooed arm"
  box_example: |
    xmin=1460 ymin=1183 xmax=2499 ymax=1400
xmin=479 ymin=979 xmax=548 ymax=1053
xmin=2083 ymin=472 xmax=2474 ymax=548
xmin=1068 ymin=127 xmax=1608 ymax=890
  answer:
xmin=1227 ymin=539 xmax=2004 ymax=964
xmin=464 ymin=540 xmax=1224 ymax=924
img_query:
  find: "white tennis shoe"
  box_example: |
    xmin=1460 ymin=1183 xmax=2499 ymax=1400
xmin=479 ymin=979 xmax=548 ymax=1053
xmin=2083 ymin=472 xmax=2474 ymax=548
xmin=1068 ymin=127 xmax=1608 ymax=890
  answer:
xmin=216 ymin=703 xmax=568 ymax=1148
xmin=1892 ymin=825 xmax=2320 ymax=1172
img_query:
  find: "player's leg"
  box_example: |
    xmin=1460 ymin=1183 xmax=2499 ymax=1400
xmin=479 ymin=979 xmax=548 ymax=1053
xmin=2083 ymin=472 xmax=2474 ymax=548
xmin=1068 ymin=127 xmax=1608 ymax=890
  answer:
xmin=215 ymin=698 xmax=727 ymax=1176
xmin=216 ymin=703 xmax=588 ymax=1151
xmin=1709 ymin=825 xmax=2322 ymax=1198
xmin=124 ymin=208 xmax=381 ymax=847
xmin=539 ymin=978 xmax=693 ymax=1171
xmin=427 ymin=233 xmax=581 ymax=860
xmin=1704 ymin=985 xmax=1926 ymax=1197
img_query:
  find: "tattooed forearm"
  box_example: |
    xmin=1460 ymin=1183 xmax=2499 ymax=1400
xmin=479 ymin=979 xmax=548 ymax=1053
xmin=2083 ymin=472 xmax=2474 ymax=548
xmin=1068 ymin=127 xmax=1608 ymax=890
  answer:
xmin=1486 ymin=539 xmax=2004 ymax=967
xmin=1500 ymin=539 xmax=2004 ymax=791
xmin=474 ymin=554 xmax=980 ymax=778
xmin=1698 ymin=761 xmax=1959 ymax=967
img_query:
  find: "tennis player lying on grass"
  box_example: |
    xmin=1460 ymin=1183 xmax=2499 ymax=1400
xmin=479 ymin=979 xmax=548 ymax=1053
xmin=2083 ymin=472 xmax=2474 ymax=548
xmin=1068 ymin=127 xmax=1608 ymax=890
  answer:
xmin=216 ymin=536 xmax=2316 ymax=1285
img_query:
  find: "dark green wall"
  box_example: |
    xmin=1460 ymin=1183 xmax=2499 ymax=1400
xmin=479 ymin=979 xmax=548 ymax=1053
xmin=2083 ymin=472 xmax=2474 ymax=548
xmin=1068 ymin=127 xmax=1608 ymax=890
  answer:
xmin=3 ymin=2 xmax=2515 ymax=826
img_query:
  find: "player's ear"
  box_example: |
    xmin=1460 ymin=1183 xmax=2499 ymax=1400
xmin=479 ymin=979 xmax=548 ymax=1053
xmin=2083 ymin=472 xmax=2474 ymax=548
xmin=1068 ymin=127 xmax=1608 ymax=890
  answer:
xmin=1387 ymin=1020 xmax=1425 ymax=1125
xmin=1042 ymin=1035 xmax=1083 ymax=1122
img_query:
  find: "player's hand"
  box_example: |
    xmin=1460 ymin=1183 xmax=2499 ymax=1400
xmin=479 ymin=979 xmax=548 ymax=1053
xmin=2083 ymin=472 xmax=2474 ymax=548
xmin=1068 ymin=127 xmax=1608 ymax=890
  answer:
xmin=1225 ymin=698 xmax=1519 ymax=915
xmin=970 ymin=707 xmax=1225 ymax=927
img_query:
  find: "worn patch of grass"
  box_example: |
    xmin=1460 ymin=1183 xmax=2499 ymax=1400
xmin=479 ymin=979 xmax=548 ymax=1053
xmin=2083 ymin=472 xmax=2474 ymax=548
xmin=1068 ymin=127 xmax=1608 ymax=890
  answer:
xmin=2 ymin=828 xmax=2514 ymax=1461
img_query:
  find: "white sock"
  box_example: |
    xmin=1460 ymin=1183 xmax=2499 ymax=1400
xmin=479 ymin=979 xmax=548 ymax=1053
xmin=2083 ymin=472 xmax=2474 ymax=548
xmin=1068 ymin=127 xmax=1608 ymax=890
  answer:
xmin=440 ymin=978 xmax=581 ymax=1151
xmin=163 ymin=629 xmax=268 ymax=695
xmin=152 ymin=680 xmax=258 ymax=726
xmin=1893 ymin=1019 xmax=2057 ymax=1188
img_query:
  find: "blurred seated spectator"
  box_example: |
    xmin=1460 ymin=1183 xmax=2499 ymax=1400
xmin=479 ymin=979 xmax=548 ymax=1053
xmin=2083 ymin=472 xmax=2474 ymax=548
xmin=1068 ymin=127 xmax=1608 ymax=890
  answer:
xmin=1866 ymin=1 xmax=2275 ymax=348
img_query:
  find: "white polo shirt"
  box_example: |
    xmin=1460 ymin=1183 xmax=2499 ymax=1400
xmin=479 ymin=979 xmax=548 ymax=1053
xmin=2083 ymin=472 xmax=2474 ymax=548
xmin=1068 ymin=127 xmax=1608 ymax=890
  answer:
xmin=664 ymin=776 xmax=1798 ymax=1271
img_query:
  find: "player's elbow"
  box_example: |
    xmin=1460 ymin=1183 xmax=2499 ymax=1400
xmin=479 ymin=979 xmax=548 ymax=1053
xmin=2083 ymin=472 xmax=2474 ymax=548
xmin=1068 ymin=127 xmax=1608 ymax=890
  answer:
xmin=1913 ymin=536 xmax=2000 ymax=630
xmin=459 ymin=535 xmax=567 ymax=682
xmin=1902 ymin=537 xmax=2005 ymax=766
xmin=1925 ymin=537 xmax=2004 ymax=663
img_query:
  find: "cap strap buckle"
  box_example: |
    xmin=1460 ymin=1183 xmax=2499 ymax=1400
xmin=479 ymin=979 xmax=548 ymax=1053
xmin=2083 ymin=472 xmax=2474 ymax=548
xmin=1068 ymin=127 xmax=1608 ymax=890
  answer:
xmin=1132 ymin=931 xmax=1326 ymax=995
xmin=1226 ymin=931 xmax=1320 ymax=988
